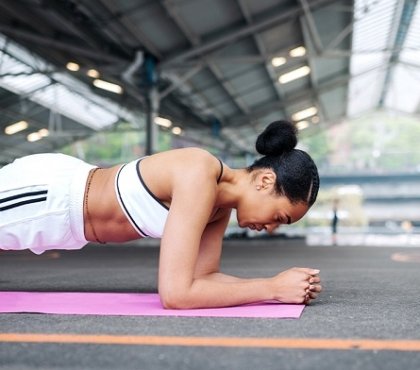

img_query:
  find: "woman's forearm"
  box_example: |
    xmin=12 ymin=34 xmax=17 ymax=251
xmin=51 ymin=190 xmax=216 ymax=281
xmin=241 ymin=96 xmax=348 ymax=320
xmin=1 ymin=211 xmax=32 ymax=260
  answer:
xmin=160 ymin=267 xmax=321 ymax=309
xmin=161 ymin=276 xmax=273 ymax=309
xmin=196 ymin=272 xmax=248 ymax=283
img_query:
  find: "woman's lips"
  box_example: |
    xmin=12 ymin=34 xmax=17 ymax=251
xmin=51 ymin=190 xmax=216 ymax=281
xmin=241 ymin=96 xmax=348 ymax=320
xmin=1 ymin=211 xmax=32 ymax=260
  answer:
xmin=248 ymin=224 xmax=263 ymax=231
xmin=239 ymin=222 xmax=263 ymax=231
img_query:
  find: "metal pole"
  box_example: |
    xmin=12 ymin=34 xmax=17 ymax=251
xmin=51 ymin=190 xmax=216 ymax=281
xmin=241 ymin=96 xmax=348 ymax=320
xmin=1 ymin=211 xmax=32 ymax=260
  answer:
xmin=144 ymin=54 xmax=159 ymax=155
xmin=145 ymin=86 xmax=159 ymax=155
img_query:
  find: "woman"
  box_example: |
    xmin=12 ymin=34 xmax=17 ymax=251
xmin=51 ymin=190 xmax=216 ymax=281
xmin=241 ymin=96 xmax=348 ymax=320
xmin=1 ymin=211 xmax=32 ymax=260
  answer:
xmin=0 ymin=120 xmax=322 ymax=309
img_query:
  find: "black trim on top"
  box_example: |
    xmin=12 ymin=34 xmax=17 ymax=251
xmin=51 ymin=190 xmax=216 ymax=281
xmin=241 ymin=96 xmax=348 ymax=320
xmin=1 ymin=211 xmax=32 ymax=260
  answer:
xmin=116 ymin=164 xmax=149 ymax=237
xmin=0 ymin=190 xmax=47 ymax=204
xmin=0 ymin=197 xmax=47 ymax=211
xmin=216 ymin=158 xmax=224 ymax=184
xmin=136 ymin=159 xmax=169 ymax=211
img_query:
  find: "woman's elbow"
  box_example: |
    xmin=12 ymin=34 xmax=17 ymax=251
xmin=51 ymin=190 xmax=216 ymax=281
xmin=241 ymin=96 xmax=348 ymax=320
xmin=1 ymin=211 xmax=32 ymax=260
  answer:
xmin=159 ymin=290 xmax=192 ymax=310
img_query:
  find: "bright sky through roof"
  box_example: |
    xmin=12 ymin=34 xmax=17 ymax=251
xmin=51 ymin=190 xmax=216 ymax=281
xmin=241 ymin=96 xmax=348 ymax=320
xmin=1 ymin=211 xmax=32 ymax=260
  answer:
xmin=0 ymin=34 xmax=127 ymax=131
xmin=348 ymin=0 xmax=420 ymax=117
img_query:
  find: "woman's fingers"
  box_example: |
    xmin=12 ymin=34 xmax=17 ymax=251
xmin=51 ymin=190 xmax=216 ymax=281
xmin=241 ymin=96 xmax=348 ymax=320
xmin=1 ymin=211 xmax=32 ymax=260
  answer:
xmin=308 ymin=290 xmax=319 ymax=299
xmin=309 ymin=276 xmax=320 ymax=284
xmin=308 ymin=284 xmax=322 ymax=292
xmin=303 ymin=283 xmax=322 ymax=303
xmin=304 ymin=290 xmax=319 ymax=304
xmin=273 ymin=267 xmax=322 ymax=304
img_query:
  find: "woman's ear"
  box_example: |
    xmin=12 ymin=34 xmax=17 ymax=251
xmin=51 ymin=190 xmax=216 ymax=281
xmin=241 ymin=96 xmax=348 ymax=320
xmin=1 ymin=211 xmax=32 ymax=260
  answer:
xmin=259 ymin=170 xmax=276 ymax=190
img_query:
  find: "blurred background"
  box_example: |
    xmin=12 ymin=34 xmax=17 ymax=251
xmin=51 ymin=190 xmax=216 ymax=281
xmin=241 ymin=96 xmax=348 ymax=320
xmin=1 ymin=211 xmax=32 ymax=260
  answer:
xmin=0 ymin=0 xmax=419 ymax=245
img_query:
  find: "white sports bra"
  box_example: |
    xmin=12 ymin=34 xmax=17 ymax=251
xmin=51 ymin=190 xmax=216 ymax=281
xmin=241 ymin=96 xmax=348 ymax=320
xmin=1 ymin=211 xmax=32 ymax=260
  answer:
xmin=114 ymin=157 xmax=223 ymax=239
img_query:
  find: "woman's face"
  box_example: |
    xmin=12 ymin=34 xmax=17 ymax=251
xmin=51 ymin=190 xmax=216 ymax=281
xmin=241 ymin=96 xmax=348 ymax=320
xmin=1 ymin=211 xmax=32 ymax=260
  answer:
xmin=236 ymin=170 xmax=309 ymax=233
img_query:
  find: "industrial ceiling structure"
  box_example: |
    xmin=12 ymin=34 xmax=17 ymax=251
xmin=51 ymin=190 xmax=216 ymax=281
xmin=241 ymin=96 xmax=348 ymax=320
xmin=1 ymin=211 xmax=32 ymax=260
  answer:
xmin=0 ymin=0 xmax=419 ymax=165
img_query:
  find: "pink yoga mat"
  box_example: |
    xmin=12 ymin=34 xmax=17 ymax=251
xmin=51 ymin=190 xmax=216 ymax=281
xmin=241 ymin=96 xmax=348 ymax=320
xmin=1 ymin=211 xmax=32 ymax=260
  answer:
xmin=0 ymin=292 xmax=304 ymax=318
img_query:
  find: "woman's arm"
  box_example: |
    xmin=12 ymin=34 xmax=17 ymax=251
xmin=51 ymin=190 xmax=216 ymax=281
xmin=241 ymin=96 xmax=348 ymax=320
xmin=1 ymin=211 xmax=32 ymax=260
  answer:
xmin=158 ymin=156 xmax=321 ymax=309
xmin=193 ymin=210 xmax=321 ymax=304
xmin=192 ymin=208 xmax=241 ymax=282
xmin=192 ymin=210 xmax=264 ymax=283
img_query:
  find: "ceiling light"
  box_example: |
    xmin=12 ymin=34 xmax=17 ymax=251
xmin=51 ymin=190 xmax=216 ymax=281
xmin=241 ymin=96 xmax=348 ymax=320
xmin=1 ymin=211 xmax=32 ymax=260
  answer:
xmin=66 ymin=62 xmax=80 ymax=72
xmin=155 ymin=117 xmax=172 ymax=128
xmin=4 ymin=120 xmax=28 ymax=135
xmin=279 ymin=66 xmax=310 ymax=84
xmin=27 ymin=132 xmax=42 ymax=142
xmin=271 ymin=57 xmax=286 ymax=67
xmin=27 ymin=128 xmax=49 ymax=142
xmin=87 ymin=69 xmax=100 ymax=78
xmin=172 ymin=127 xmax=182 ymax=135
xmin=93 ymin=79 xmax=123 ymax=94
xmin=289 ymin=46 xmax=306 ymax=57
xmin=292 ymin=107 xmax=318 ymax=121
xmin=38 ymin=128 xmax=49 ymax=137
xmin=311 ymin=116 xmax=320 ymax=124
xmin=296 ymin=121 xmax=310 ymax=130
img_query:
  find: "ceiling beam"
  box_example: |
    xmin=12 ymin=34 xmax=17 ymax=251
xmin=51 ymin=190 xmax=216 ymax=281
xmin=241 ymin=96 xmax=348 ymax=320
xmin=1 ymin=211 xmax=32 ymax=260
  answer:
xmin=230 ymin=61 xmax=388 ymax=127
xmin=299 ymin=0 xmax=328 ymax=122
xmin=225 ymin=68 xmax=366 ymax=126
xmin=0 ymin=24 xmax=126 ymax=64
xmin=298 ymin=0 xmax=325 ymax=55
xmin=236 ymin=0 xmax=288 ymax=120
xmin=0 ymin=1 xmax=53 ymax=34
xmin=89 ymin=0 xmax=163 ymax=58
xmin=378 ymin=0 xmax=418 ymax=107
xmin=161 ymin=46 xmax=420 ymax=69
xmin=159 ymin=64 xmax=203 ymax=100
xmin=161 ymin=0 xmax=250 ymax=116
xmin=42 ymin=0 xmax=113 ymax=51
xmin=160 ymin=0 xmax=337 ymax=67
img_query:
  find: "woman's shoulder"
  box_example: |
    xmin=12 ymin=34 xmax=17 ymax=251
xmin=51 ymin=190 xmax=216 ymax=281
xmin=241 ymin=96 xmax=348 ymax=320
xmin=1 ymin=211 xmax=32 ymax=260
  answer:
xmin=152 ymin=147 xmax=218 ymax=165
xmin=148 ymin=148 xmax=221 ymax=182
xmin=170 ymin=147 xmax=214 ymax=158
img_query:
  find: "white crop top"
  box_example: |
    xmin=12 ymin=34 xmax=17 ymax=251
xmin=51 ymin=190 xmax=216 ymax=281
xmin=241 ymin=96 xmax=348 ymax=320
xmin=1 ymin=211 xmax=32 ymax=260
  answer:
xmin=115 ymin=157 xmax=224 ymax=239
xmin=115 ymin=159 xmax=168 ymax=238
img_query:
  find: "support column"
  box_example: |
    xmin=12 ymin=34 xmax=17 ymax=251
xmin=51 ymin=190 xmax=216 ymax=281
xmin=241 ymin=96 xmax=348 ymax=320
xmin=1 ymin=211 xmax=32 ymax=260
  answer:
xmin=145 ymin=86 xmax=159 ymax=155
xmin=144 ymin=54 xmax=159 ymax=155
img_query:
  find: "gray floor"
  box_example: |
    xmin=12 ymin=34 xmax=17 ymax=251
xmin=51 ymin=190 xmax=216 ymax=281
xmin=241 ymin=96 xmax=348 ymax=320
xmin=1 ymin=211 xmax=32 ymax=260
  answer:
xmin=1 ymin=238 xmax=419 ymax=370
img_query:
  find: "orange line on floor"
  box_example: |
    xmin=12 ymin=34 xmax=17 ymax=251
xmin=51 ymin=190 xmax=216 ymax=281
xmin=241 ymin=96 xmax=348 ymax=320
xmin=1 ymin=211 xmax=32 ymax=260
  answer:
xmin=391 ymin=252 xmax=420 ymax=263
xmin=1 ymin=333 xmax=420 ymax=351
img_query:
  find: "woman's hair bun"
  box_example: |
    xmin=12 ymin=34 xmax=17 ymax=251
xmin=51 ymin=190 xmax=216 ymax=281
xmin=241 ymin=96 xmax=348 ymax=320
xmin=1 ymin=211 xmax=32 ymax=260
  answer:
xmin=255 ymin=120 xmax=298 ymax=156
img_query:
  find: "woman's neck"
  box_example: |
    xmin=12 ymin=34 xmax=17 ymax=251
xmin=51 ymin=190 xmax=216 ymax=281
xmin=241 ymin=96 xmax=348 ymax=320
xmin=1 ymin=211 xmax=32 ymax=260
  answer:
xmin=215 ymin=168 xmax=249 ymax=209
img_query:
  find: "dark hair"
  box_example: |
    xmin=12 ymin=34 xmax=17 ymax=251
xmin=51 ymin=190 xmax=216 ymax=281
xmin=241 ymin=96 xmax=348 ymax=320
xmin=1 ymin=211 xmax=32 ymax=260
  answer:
xmin=247 ymin=120 xmax=319 ymax=206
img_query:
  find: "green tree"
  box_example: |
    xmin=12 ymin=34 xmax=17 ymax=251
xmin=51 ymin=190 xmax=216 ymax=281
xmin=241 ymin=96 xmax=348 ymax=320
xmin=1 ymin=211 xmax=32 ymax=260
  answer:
xmin=301 ymin=130 xmax=331 ymax=168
